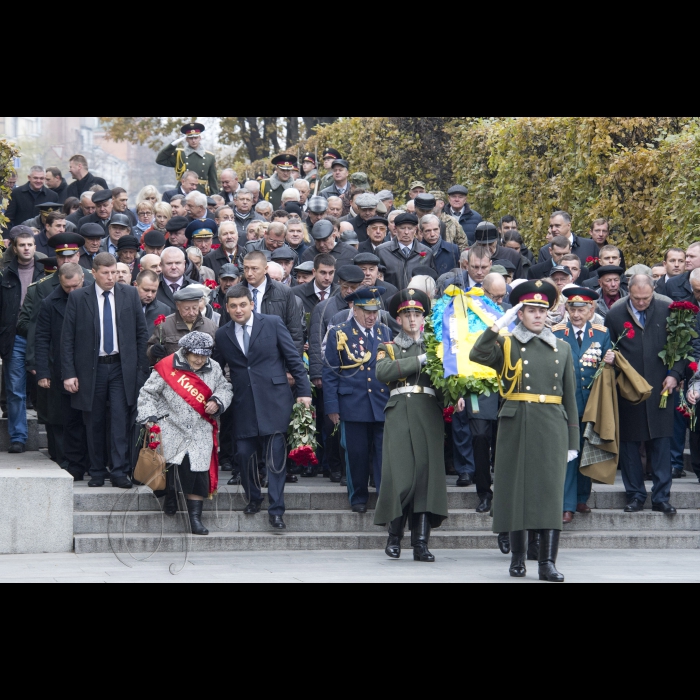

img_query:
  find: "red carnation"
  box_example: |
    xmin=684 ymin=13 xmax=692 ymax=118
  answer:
xmin=624 ymin=322 xmax=634 ymax=330
xmin=289 ymin=445 xmax=318 ymax=468
xmin=148 ymin=442 xmax=161 ymax=451
xmin=627 ymin=330 xmax=636 ymax=340
xmin=443 ymin=406 xmax=455 ymax=424
xmin=140 ymin=245 xmax=145 ymax=251
xmin=211 ymin=244 xmax=221 ymax=250
xmin=418 ymin=252 xmax=427 ymax=258
xmin=150 ymin=425 xmax=161 ymax=434
xmin=690 ymin=362 xmax=699 ymax=374
xmin=586 ymin=257 xmax=595 ymax=263
xmin=154 ymin=315 xmax=167 ymax=326
xmin=205 ymin=279 xmax=218 ymax=290
xmin=213 ymin=303 xmax=221 ymax=311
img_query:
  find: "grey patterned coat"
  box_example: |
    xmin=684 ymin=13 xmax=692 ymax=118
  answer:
xmin=136 ymin=349 xmax=233 ymax=472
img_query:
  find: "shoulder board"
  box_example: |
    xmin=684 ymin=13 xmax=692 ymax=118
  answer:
xmin=206 ymin=151 xmax=215 ymax=156
xmin=39 ymin=274 xmax=55 ymax=283
xmin=551 ymin=323 xmax=568 ymax=332
xmin=592 ymin=324 xmax=608 ymax=333
xmin=28 ymin=280 xmax=40 ymax=288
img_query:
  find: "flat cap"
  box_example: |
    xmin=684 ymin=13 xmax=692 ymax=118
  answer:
xmin=365 ymin=216 xmax=389 ymax=229
xmin=166 ymin=216 xmax=190 ymax=233
xmin=143 ymin=230 xmax=166 ymax=248
xmin=597 ymin=265 xmax=625 ymax=278
xmin=474 ymin=221 xmax=499 ymax=243
xmin=173 ymin=286 xmax=207 ymax=302
xmin=551 ymin=265 xmax=573 ymax=277
xmin=8 ymin=225 xmax=34 ymax=240
xmin=178 ymin=331 xmax=214 ymax=357
xmin=284 ymin=202 xmax=304 ymax=218
xmin=219 ymin=263 xmax=240 ymax=279
xmin=447 ymin=185 xmax=469 ymax=196
xmin=376 ymin=190 xmax=394 ymax=202
xmin=491 ymin=265 xmax=508 ymax=276
xmin=414 ymin=193 xmax=437 ymax=211
xmin=493 ymin=258 xmax=516 ymax=273
xmin=355 ymin=193 xmax=379 ymax=209
xmin=412 ymin=266 xmax=438 ymax=281
xmin=353 ymin=253 xmax=381 ymax=266
xmin=294 ymin=261 xmax=315 ymax=274
xmin=340 ymin=230 xmax=359 ymax=244
xmin=307 ymin=196 xmax=329 ymax=214
xmin=337 ymin=265 xmax=365 ymax=284
xmin=92 ymin=189 xmax=113 ymax=204
xmin=311 ymin=220 xmax=335 ymax=240
xmin=116 ymin=235 xmax=140 ymax=251
xmin=271 ymin=246 xmax=297 ymax=261
xmin=206 ymin=197 xmax=217 ymax=207
xmin=80 ymin=223 xmax=105 ymax=239
xmin=376 ymin=201 xmax=388 ymax=215
xmin=109 ymin=213 xmax=132 ymax=229
xmin=409 ymin=181 xmax=427 ymax=191
xmin=394 ymin=213 xmax=419 ymax=227
xmin=331 ymin=159 xmax=350 ymax=170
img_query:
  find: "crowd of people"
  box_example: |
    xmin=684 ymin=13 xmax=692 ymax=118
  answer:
xmin=2 ymin=120 xmax=700 ymax=581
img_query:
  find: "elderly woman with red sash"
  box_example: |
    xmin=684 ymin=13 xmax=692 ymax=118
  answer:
xmin=137 ymin=332 xmax=232 ymax=536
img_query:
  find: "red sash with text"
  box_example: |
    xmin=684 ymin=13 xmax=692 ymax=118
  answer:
xmin=156 ymin=355 xmax=219 ymax=496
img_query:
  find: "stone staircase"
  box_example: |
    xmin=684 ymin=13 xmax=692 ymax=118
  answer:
xmin=73 ymin=473 xmax=700 ymax=554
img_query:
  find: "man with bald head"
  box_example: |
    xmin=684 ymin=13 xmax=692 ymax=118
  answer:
xmin=156 ymin=247 xmax=197 ymax=313
xmin=139 ymin=254 xmax=163 ymax=276
xmin=483 ymin=272 xmax=509 ymax=307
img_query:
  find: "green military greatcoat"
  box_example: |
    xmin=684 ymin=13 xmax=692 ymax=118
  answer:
xmin=373 ymin=333 xmax=449 ymax=529
xmin=156 ymin=144 xmax=219 ymax=196
xmin=470 ymin=326 xmax=580 ymax=533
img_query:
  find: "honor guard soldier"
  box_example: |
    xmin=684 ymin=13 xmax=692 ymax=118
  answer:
xmin=260 ymin=155 xmax=299 ymax=211
xmin=323 ymin=286 xmax=391 ymax=513
xmin=471 ymin=280 xmax=580 ymax=583
xmin=156 ymin=122 xmax=219 ymax=196
xmin=552 ymin=287 xmax=614 ymax=523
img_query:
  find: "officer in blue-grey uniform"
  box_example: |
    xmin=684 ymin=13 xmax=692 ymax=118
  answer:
xmin=323 ymin=286 xmax=391 ymax=513
xmin=552 ymin=286 xmax=614 ymax=523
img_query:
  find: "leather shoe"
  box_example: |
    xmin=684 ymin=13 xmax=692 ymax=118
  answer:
xmin=497 ymin=533 xmax=511 ymax=555
xmin=66 ymin=468 xmax=84 ymax=482
xmin=652 ymin=502 xmax=677 ymax=515
xmin=576 ymin=503 xmax=592 ymax=514
xmin=476 ymin=496 xmax=492 ymax=514
xmin=269 ymin=515 xmax=286 ymax=531
xmin=329 ymin=472 xmax=341 ymax=483
xmin=624 ymin=500 xmax=644 ymax=513
xmin=563 ymin=512 xmax=574 ymax=524
xmin=227 ymin=474 xmax=241 ymax=486
xmin=244 ymin=501 xmax=262 ymax=515
xmin=286 ymin=474 xmax=299 ymax=484
xmin=301 ymin=467 xmax=317 ymax=478
xmin=220 ymin=462 xmax=234 ymax=472
xmin=456 ymin=474 xmax=473 ymax=487
xmin=352 ymin=504 xmax=368 ymax=514
xmin=111 ymin=477 xmax=132 ymax=490
xmin=672 ymin=469 xmax=686 ymax=479
xmin=88 ymin=478 xmax=105 ymax=488
xmin=8 ymin=443 xmax=25 ymax=454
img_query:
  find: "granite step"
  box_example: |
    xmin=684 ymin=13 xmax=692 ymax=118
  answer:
xmin=0 ymin=416 xmax=48 ymax=452
xmin=73 ymin=530 xmax=700 ymax=554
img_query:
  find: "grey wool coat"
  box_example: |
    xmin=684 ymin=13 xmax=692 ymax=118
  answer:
xmin=136 ymin=349 xmax=233 ymax=472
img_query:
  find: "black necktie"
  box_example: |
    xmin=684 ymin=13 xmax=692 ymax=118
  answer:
xmin=103 ymin=291 xmax=114 ymax=355
xmin=577 ymin=330 xmax=583 ymax=349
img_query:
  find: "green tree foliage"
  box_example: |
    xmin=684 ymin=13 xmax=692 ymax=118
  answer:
xmin=0 ymin=138 xmax=21 ymax=232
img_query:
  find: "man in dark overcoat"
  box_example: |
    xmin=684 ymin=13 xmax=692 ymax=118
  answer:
xmin=605 ymin=275 xmax=685 ymax=515
xmin=213 ymin=286 xmax=312 ymax=531
xmin=61 ymin=253 xmax=149 ymax=489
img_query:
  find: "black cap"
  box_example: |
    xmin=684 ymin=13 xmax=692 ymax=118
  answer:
xmin=412 ymin=266 xmax=438 ymax=281
xmin=365 ymin=216 xmax=389 ymax=229
xmin=271 ymin=246 xmax=297 ymax=262
xmin=597 ymin=265 xmax=625 ymax=278
xmin=80 ymin=223 xmax=105 ymax=239
xmin=219 ymin=263 xmax=240 ymax=279
xmin=323 ymin=148 xmax=342 ymax=160
xmin=8 ymin=225 xmax=35 ymax=241
xmin=394 ymin=213 xmax=419 ymax=227
xmin=143 ymin=230 xmax=166 ymax=248
xmin=551 ymin=265 xmax=572 ymax=277
xmin=117 ymin=235 xmax=140 ymax=251
xmin=109 ymin=213 xmax=132 ymax=229
xmin=92 ymin=190 xmax=113 ymax=204
xmin=378 ymin=264 xmax=387 ymax=274
xmin=284 ymin=202 xmax=304 ymax=217
xmin=48 ymin=232 xmax=85 ymax=256
xmin=331 ymin=159 xmax=350 ymax=170
xmin=206 ymin=197 xmax=217 ymax=207
xmin=414 ymin=194 xmax=437 ymax=211
xmin=353 ymin=253 xmax=381 ymax=266
xmin=447 ymin=185 xmax=469 ymax=196
xmin=474 ymin=222 xmax=499 ymax=243
xmin=311 ymin=220 xmax=335 ymax=240
xmin=166 ymin=216 xmax=190 ymax=233
xmin=337 ymin=265 xmax=365 ymax=283
xmin=493 ymin=258 xmax=516 ymax=273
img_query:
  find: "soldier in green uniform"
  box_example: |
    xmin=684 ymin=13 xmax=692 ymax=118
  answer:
xmin=317 ymin=148 xmax=342 ymax=193
xmin=374 ymin=289 xmax=463 ymax=563
xmin=260 ymin=154 xmax=298 ymax=211
xmin=156 ymin=122 xmax=219 ymax=196
xmin=470 ymin=280 xmax=580 ymax=583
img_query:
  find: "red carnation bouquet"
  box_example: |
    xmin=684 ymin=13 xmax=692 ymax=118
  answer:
xmin=287 ymin=403 xmax=319 ymax=468
xmin=587 ymin=322 xmax=636 ymax=389
xmin=154 ymin=314 xmax=167 ymax=344
xmin=137 ymin=422 xmax=163 ymax=453
xmin=443 ymin=406 xmax=455 ymax=424
xmin=205 ymin=279 xmax=218 ymax=290
xmin=585 ymin=256 xmax=600 ymax=269
xmin=659 ymin=302 xmax=700 ymax=408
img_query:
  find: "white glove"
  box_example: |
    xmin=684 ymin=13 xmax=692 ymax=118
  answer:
xmin=418 ymin=354 xmax=428 ymax=366
xmin=568 ymin=451 xmax=579 ymax=463
xmin=493 ymin=303 xmax=523 ymax=332
xmin=172 ymin=136 xmax=187 ymax=146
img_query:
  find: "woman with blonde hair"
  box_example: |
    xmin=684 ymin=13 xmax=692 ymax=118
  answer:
xmin=136 ymin=185 xmax=161 ymax=207
xmin=133 ymin=201 xmax=155 ymax=240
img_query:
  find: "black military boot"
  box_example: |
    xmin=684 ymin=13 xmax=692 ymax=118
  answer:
xmin=385 ymin=516 xmax=405 ymax=560
xmin=497 ymin=533 xmax=511 ymax=555
xmin=527 ymin=531 xmax=540 ymax=561
xmin=509 ymin=531 xmax=527 ymax=578
xmin=538 ymin=530 xmax=565 ymax=583
xmin=187 ymin=500 xmax=209 ymax=536
xmin=412 ymin=513 xmax=435 ymax=563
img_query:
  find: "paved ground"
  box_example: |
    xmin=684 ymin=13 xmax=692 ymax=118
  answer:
xmin=1 ymin=549 xmax=699 ymax=583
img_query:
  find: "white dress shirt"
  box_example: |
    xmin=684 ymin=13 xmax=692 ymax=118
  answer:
xmin=250 ymin=279 xmax=267 ymax=314
xmin=236 ymin=316 xmax=254 ymax=355
xmin=314 ymin=282 xmax=330 ymax=302
xmin=96 ymin=284 xmax=119 ymax=356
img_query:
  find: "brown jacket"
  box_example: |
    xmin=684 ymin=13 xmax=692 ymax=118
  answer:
xmin=147 ymin=311 xmax=218 ymax=365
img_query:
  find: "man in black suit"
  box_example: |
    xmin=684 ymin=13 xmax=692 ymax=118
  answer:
xmin=655 ymin=242 xmax=700 ymax=303
xmin=301 ymin=220 xmax=358 ymax=271
xmin=292 ymin=253 xmax=337 ymax=314
xmin=358 ymin=217 xmax=391 ymax=255
xmin=213 ymin=286 xmax=312 ymax=531
xmin=4 ymin=167 xmax=57 ymax=231
xmin=162 ymin=171 xmax=199 ymax=204
xmin=354 ymin=252 xmax=398 ymax=306
xmin=65 ymin=155 xmax=109 ymax=200
xmin=134 ymin=269 xmax=171 ymax=328
xmin=62 ymin=253 xmax=149 ymax=489
xmin=35 ymin=263 xmax=90 ymax=480
xmin=78 ymin=189 xmax=114 ymax=236
xmin=537 ymin=211 xmax=599 ymax=265
xmin=529 ymin=236 xmax=575 ymax=280
xmin=156 ymin=247 xmax=197 ymax=313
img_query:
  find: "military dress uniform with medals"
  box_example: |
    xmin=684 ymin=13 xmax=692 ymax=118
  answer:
xmin=552 ymin=288 xmax=612 ymax=517
xmin=374 ymin=290 xmax=449 ymax=563
xmin=323 ymin=287 xmax=391 ymax=512
xmin=470 ymin=280 xmax=580 ymax=582
xmin=156 ymin=122 xmax=219 ymax=196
